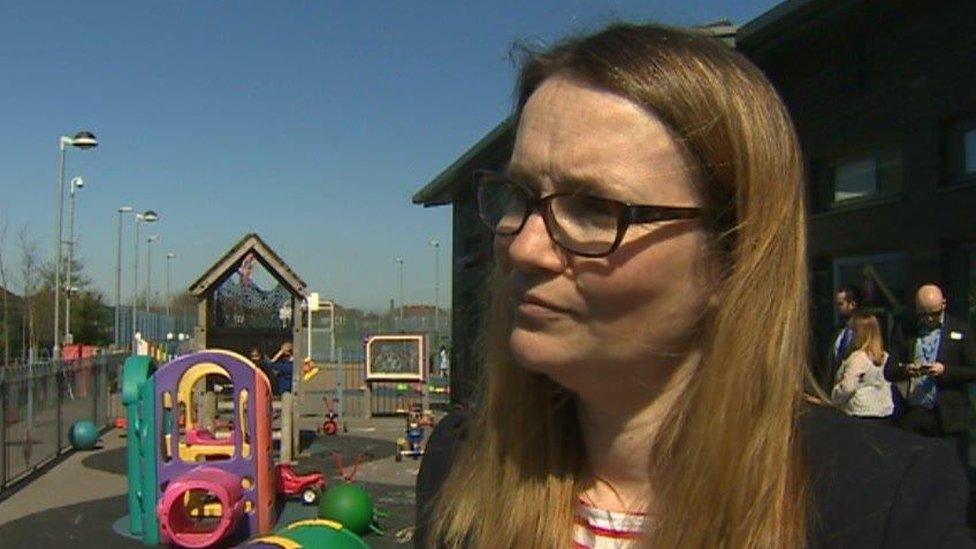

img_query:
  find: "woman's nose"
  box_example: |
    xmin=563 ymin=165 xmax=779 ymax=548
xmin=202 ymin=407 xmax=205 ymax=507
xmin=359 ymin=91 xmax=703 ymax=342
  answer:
xmin=501 ymin=211 xmax=567 ymax=273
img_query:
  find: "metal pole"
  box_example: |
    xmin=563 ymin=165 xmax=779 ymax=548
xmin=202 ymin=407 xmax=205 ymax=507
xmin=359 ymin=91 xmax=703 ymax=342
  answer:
xmin=396 ymin=257 xmax=404 ymax=324
xmin=65 ymin=180 xmax=78 ymax=343
xmin=166 ymin=254 xmax=173 ymax=316
xmin=114 ymin=208 xmax=130 ymax=348
xmin=53 ymin=138 xmax=67 ymax=359
xmin=307 ymin=297 xmax=313 ymax=364
xmin=336 ymin=346 xmax=343 ymax=424
xmin=132 ymin=217 xmax=140 ymax=352
xmin=329 ymin=302 xmax=336 ymax=363
xmin=146 ymin=237 xmax=154 ymax=314
xmin=431 ymin=239 xmax=440 ymax=347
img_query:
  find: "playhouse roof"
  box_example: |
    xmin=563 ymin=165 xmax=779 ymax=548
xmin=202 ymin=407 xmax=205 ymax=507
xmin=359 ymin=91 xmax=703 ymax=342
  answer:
xmin=188 ymin=233 xmax=308 ymax=298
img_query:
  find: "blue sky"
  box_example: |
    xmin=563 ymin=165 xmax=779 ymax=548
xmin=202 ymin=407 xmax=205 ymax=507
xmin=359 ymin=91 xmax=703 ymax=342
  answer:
xmin=0 ymin=1 xmax=779 ymax=312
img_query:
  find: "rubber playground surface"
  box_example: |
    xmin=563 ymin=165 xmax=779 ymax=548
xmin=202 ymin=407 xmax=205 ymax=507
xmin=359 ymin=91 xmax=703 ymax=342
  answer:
xmin=0 ymin=418 xmax=422 ymax=548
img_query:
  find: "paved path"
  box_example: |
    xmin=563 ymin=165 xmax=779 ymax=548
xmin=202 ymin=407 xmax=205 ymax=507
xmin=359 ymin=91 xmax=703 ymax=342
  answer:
xmin=0 ymin=416 xmax=427 ymax=548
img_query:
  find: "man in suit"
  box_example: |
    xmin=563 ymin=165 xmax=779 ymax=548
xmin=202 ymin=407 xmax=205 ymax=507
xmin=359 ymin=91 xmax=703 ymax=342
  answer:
xmin=887 ymin=284 xmax=976 ymax=470
xmin=822 ymin=285 xmax=862 ymax=389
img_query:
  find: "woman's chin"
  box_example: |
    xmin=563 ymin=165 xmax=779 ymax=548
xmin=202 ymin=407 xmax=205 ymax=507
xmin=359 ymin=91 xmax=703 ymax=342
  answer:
xmin=510 ymin=328 xmax=584 ymax=378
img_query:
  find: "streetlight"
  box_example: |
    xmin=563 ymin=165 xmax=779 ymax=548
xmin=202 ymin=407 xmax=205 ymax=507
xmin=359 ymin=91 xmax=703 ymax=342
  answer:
xmin=146 ymin=235 xmax=159 ymax=313
xmin=429 ymin=238 xmax=440 ymax=346
xmin=114 ymin=206 xmax=133 ymax=348
xmin=395 ymin=256 xmax=404 ymax=325
xmin=166 ymin=252 xmax=176 ymax=317
xmin=53 ymin=130 xmax=97 ymax=357
xmin=132 ymin=210 xmax=158 ymax=350
xmin=64 ymin=176 xmax=85 ymax=344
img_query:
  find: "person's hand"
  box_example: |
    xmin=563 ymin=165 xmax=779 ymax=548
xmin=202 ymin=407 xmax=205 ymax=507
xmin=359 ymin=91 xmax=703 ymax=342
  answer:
xmin=928 ymin=362 xmax=945 ymax=377
xmin=907 ymin=363 xmax=924 ymax=377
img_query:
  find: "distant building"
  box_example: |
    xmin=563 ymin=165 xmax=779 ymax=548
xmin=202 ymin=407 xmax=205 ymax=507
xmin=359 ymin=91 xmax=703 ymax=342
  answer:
xmin=414 ymin=0 xmax=976 ymax=405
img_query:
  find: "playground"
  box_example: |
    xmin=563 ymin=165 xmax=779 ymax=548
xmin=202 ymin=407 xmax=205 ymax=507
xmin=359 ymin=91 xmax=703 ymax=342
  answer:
xmin=0 ymin=234 xmax=450 ymax=548
xmin=0 ymin=411 xmax=424 ymax=548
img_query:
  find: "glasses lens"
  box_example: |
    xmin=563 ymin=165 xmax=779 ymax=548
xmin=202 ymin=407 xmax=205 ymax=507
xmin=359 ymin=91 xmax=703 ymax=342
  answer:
xmin=477 ymin=174 xmax=527 ymax=235
xmin=548 ymin=195 xmax=622 ymax=255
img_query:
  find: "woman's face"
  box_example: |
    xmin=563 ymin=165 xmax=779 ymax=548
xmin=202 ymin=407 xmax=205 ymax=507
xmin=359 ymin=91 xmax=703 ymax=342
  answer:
xmin=495 ymin=75 xmax=713 ymax=391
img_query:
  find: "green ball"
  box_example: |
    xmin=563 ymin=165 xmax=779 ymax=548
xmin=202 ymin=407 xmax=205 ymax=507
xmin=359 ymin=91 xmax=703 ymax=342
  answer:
xmin=317 ymin=483 xmax=374 ymax=535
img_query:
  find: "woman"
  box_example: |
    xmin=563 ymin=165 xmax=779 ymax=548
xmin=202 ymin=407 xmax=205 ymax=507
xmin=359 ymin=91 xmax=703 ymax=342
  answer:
xmin=416 ymin=24 xmax=972 ymax=548
xmin=831 ymin=313 xmax=894 ymax=420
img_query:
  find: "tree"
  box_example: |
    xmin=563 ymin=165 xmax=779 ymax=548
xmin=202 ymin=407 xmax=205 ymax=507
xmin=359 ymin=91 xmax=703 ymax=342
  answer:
xmin=74 ymin=290 xmax=111 ymax=345
xmin=18 ymin=225 xmax=41 ymax=356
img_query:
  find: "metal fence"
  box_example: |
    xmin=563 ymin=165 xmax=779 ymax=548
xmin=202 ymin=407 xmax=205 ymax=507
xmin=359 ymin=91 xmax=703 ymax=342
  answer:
xmin=301 ymin=347 xmax=451 ymax=421
xmin=116 ymin=306 xmax=195 ymax=349
xmin=0 ymin=353 xmax=126 ymax=491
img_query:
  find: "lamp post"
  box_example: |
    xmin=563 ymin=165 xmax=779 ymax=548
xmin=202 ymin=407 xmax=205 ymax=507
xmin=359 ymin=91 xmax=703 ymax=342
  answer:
xmin=395 ymin=256 xmax=404 ymax=325
xmin=64 ymin=176 xmax=85 ymax=344
xmin=53 ymin=131 xmax=97 ymax=358
xmin=115 ymin=206 xmax=133 ymax=348
xmin=165 ymin=252 xmax=175 ymax=317
xmin=429 ymin=238 xmax=440 ymax=346
xmin=132 ymin=210 xmax=158 ymax=351
xmin=146 ymin=235 xmax=159 ymax=313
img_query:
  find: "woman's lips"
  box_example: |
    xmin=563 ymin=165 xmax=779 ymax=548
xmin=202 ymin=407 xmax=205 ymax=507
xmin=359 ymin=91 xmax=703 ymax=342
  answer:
xmin=515 ymin=295 xmax=570 ymax=320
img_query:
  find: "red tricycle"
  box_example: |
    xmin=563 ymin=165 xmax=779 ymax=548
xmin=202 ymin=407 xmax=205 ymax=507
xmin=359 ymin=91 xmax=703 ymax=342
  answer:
xmin=276 ymin=463 xmax=325 ymax=505
xmin=320 ymin=397 xmax=347 ymax=436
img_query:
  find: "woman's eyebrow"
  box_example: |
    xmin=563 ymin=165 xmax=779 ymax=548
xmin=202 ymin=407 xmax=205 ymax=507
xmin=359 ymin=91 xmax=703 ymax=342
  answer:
xmin=504 ymin=164 xmax=605 ymax=195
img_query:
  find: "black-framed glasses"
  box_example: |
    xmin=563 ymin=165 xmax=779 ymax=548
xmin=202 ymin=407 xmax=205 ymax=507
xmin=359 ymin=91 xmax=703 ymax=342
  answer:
xmin=475 ymin=169 xmax=702 ymax=258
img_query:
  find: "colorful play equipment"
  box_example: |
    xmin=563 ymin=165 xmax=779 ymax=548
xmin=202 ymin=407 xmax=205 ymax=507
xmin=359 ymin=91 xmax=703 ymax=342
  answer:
xmin=122 ymin=350 xmax=278 ymax=547
xmin=244 ymin=519 xmax=368 ymax=548
xmin=320 ymin=397 xmax=346 ymax=436
xmin=318 ymin=483 xmax=383 ymax=536
xmin=395 ymin=403 xmax=433 ymax=462
xmin=276 ymin=463 xmax=325 ymax=505
xmin=68 ymin=419 xmax=99 ymax=450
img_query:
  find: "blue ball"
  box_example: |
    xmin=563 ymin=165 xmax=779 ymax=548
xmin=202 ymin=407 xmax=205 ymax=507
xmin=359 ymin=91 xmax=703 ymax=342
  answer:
xmin=69 ymin=420 xmax=99 ymax=450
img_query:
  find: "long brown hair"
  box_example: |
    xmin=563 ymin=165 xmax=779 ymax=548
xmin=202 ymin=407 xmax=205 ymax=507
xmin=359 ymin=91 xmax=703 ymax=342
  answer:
xmin=850 ymin=313 xmax=886 ymax=366
xmin=428 ymin=23 xmax=810 ymax=547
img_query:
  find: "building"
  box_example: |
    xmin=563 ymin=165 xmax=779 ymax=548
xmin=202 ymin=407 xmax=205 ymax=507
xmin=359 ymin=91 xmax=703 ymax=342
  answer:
xmin=414 ymin=0 xmax=976 ymax=404
xmin=737 ymin=0 xmax=976 ymax=373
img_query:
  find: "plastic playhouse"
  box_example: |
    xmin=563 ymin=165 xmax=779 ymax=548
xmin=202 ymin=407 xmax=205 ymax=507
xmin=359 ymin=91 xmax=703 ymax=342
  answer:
xmin=122 ymin=350 xmax=278 ymax=547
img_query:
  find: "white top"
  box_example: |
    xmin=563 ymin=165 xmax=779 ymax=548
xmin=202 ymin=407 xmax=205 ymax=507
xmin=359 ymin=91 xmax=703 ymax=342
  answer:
xmin=831 ymin=350 xmax=894 ymax=417
xmin=573 ymin=499 xmax=646 ymax=548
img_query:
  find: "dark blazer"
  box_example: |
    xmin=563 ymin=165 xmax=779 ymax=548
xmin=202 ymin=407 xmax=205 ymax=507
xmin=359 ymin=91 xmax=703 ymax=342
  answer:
xmin=823 ymin=322 xmax=850 ymax=388
xmin=886 ymin=314 xmax=976 ymax=433
xmin=416 ymin=406 xmax=974 ymax=548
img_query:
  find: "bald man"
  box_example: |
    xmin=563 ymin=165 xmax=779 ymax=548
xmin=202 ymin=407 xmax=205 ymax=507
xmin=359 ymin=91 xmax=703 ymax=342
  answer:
xmin=887 ymin=284 xmax=976 ymax=470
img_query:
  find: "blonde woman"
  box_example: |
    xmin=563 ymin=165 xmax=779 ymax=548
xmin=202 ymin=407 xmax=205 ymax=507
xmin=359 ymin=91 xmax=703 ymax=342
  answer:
xmin=416 ymin=24 xmax=972 ymax=548
xmin=831 ymin=313 xmax=894 ymax=420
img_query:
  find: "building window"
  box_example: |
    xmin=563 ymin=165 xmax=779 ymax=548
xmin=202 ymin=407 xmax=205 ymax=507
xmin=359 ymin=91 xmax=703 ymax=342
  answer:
xmin=944 ymin=115 xmax=976 ymax=185
xmin=813 ymin=150 xmax=902 ymax=211
xmin=833 ymin=156 xmax=878 ymax=202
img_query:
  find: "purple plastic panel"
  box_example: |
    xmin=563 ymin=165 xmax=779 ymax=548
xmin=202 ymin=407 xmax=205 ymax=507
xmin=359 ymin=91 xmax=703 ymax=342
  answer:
xmin=154 ymin=351 xmax=262 ymax=538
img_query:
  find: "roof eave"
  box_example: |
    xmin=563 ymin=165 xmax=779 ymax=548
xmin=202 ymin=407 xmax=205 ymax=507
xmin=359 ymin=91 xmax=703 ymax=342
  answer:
xmin=412 ymin=116 xmax=515 ymax=207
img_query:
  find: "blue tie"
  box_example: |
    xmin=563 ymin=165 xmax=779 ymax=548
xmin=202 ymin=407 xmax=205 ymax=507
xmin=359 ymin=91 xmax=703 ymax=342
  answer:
xmin=838 ymin=327 xmax=852 ymax=357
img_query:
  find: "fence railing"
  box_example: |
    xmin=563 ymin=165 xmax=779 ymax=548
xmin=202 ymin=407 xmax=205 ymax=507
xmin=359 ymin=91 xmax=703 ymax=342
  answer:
xmin=300 ymin=349 xmax=451 ymax=420
xmin=0 ymin=353 xmax=126 ymax=492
